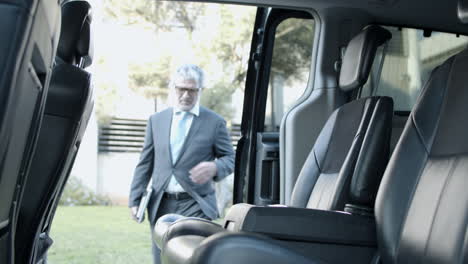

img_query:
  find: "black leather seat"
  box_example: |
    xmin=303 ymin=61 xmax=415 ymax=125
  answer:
xmin=0 ymin=0 xmax=61 ymax=263
xmin=281 ymin=23 xmax=392 ymax=212
xmin=155 ymin=25 xmax=394 ymax=262
xmin=161 ymin=5 xmax=468 ymax=263
xmin=15 ymin=1 xmax=94 ymax=263
xmin=374 ymin=42 xmax=468 ymax=264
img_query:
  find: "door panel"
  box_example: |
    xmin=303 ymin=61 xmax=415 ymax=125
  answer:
xmin=254 ymin=132 xmax=279 ymax=205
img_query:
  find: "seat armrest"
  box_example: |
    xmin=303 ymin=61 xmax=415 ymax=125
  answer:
xmin=189 ymin=232 xmax=325 ymax=264
xmin=155 ymin=214 xmax=222 ymax=249
xmin=223 ymin=203 xmax=376 ymax=246
xmin=162 ymin=217 xmax=224 ymax=249
xmin=163 ymin=232 xmax=325 ymax=264
xmin=155 ymin=214 xmax=186 ymax=249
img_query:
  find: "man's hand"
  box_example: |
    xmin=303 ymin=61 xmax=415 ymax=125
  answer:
xmin=130 ymin=206 xmax=139 ymax=222
xmin=189 ymin=161 xmax=217 ymax=184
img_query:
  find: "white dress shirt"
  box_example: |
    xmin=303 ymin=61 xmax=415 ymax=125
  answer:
xmin=166 ymin=103 xmax=200 ymax=193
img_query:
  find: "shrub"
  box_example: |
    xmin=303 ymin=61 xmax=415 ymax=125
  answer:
xmin=59 ymin=176 xmax=112 ymax=206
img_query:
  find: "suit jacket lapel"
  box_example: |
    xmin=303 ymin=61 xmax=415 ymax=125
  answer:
xmin=174 ymin=108 xmax=203 ymax=166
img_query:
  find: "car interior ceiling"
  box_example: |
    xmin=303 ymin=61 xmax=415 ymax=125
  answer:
xmin=0 ymin=0 xmax=467 ymax=263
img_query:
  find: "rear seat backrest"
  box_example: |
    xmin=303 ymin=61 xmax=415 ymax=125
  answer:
xmin=289 ymin=25 xmax=393 ymax=213
xmin=16 ymin=1 xmax=94 ymax=263
xmin=0 ymin=0 xmax=61 ymax=263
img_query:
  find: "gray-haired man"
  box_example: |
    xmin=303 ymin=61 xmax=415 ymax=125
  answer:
xmin=128 ymin=64 xmax=235 ymax=264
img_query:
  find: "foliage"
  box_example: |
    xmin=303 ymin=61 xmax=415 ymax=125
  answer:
xmin=128 ymin=55 xmax=172 ymax=99
xmin=200 ymin=82 xmax=236 ymax=120
xmin=102 ymin=0 xmax=252 ymax=119
xmin=94 ymin=57 xmax=120 ymax=126
xmin=59 ymin=177 xmax=112 ymax=206
xmin=103 ymin=0 xmax=204 ymax=36
xmin=271 ymin=18 xmax=315 ymax=81
xmin=98 ymin=1 xmax=314 ymax=123
xmin=194 ymin=5 xmax=255 ymax=90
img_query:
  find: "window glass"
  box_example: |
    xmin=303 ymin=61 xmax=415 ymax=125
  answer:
xmin=362 ymin=27 xmax=468 ymax=111
xmin=264 ymin=17 xmax=315 ymax=132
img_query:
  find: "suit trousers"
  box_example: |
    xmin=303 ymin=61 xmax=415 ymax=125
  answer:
xmin=149 ymin=194 xmax=211 ymax=264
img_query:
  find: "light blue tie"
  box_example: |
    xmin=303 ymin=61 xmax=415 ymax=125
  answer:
xmin=171 ymin=111 xmax=190 ymax=163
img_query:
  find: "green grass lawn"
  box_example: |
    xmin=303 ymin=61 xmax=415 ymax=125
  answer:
xmin=48 ymin=206 xmax=152 ymax=264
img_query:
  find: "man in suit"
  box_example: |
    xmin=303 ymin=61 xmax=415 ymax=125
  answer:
xmin=128 ymin=64 xmax=235 ymax=264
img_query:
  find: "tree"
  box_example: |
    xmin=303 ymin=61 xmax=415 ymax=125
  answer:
xmin=100 ymin=1 xmax=314 ymax=124
xmin=200 ymin=81 xmax=236 ymax=121
xmin=271 ymin=18 xmax=314 ymax=82
xmin=194 ymin=5 xmax=255 ymax=91
xmin=128 ymin=55 xmax=172 ymax=111
xmin=104 ymin=0 xmax=243 ymax=118
xmin=266 ymin=18 xmax=315 ymax=130
xmin=94 ymin=57 xmax=121 ymax=125
xmin=103 ymin=0 xmax=208 ymax=113
xmin=104 ymin=0 xmax=204 ymax=37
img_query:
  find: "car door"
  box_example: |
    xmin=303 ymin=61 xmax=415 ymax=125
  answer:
xmin=234 ymin=8 xmax=315 ymax=205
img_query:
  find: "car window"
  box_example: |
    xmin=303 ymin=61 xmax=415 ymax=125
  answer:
xmin=264 ymin=17 xmax=315 ymax=132
xmin=361 ymin=27 xmax=468 ymax=111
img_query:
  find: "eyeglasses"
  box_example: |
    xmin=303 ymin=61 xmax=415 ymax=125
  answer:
xmin=175 ymin=87 xmax=200 ymax=95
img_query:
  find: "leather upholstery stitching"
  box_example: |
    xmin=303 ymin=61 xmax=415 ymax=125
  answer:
xmin=312 ymin=149 xmax=321 ymax=173
xmin=423 ymin=157 xmax=459 ymax=260
xmin=321 ymin=111 xmax=338 ymax=172
xmin=311 ymin=173 xmax=334 ymax=209
xmin=428 ymin=55 xmax=456 ymax=154
xmin=411 ymin=116 xmax=430 ymax=155
xmin=410 ymin=56 xmax=454 ymax=156
xmin=394 ymin=120 xmax=430 ymax=260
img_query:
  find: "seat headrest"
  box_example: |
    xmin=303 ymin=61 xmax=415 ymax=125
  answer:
xmin=459 ymin=0 xmax=468 ymax=23
xmin=46 ymin=64 xmax=92 ymax=119
xmin=57 ymin=0 xmax=93 ymax=68
xmin=339 ymin=25 xmax=392 ymax=92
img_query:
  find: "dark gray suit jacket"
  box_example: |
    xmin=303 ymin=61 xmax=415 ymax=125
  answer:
xmin=129 ymin=106 xmax=235 ymax=223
